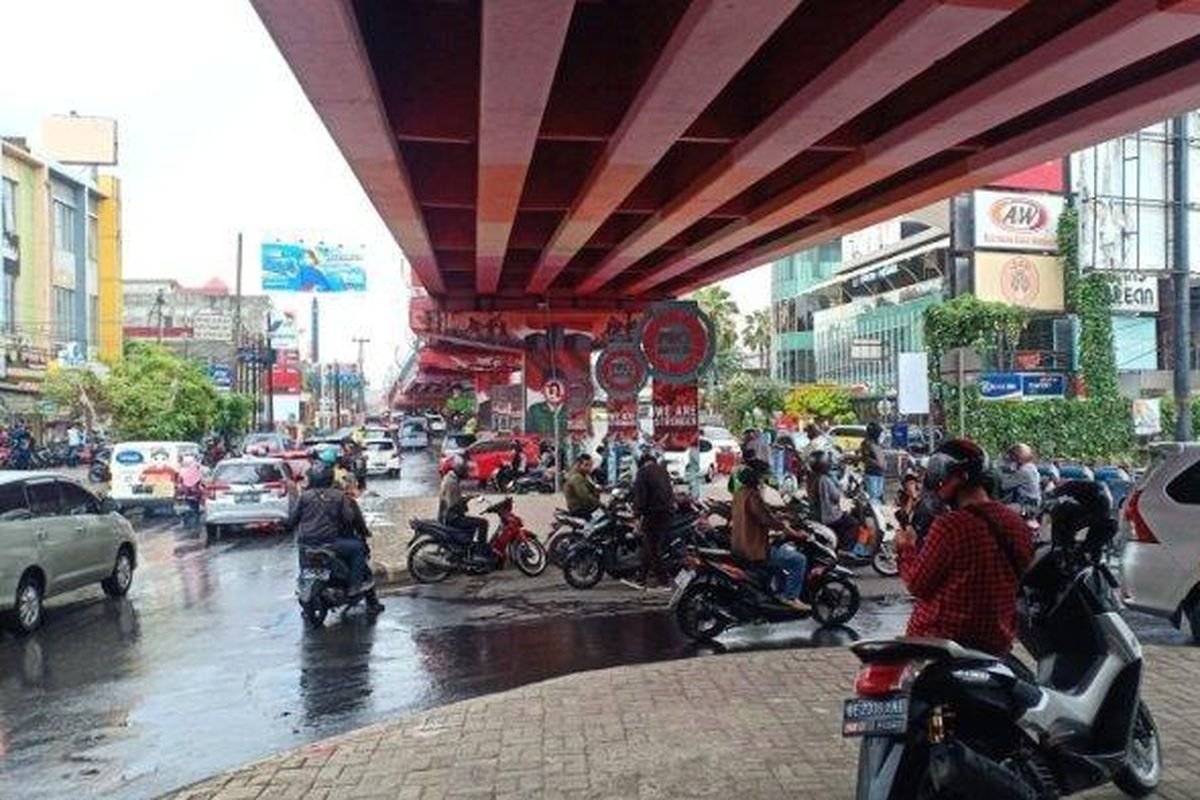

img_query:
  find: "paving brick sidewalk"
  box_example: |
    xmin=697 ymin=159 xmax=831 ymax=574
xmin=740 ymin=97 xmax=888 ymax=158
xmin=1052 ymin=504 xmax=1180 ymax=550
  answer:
xmin=168 ymin=645 xmax=1200 ymax=800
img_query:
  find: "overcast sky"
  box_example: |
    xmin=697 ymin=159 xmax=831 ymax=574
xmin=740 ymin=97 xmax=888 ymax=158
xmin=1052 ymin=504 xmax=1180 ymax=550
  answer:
xmin=0 ymin=0 xmax=768 ymax=384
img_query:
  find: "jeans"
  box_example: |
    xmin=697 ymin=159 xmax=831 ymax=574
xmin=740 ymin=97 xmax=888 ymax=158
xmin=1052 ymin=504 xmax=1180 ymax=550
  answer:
xmin=768 ymin=542 xmax=807 ymax=600
xmin=641 ymin=513 xmax=671 ymax=584
xmin=325 ymin=538 xmax=370 ymax=587
xmin=451 ymin=515 xmax=489 ymax=546
xmin=864 ymin=474 xmax=885 ymax=503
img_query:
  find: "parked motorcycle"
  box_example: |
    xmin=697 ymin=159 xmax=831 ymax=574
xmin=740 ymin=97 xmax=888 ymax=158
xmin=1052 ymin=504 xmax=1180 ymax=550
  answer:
xmin=559 ymin=502 xmax=700 ymax=589
xmin=492 ymin=464 xmax=556 ymax=494
xmin=406 ymin=496 xmax=547 ymax=582
xmin=847 ymin=482 xmax=1160 ymax=799
xmin=295 ymin=543 xmax=381 ymax=627
xmin=670 ymin=522 xmax=860 ymax=640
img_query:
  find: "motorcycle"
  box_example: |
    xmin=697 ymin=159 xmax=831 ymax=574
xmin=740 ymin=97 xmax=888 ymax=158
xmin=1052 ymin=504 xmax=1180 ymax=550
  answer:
xmin=559 ymin=502 xmax=700 ymax=589
xmin=89 ymin=448 xmax=112 ymax=484
xmin=492 ymin=463 xmax=556 ymax=494
xmin=670 ymin=523 xmax=860 ymax=640
xmin=406 ymin=496 xmax=547 ymax=583
xmin=295 ymin=543 xmax=381 ymax=627
xmin=847 ymin=485 xmax=1160 ymax=799
xmin=843 ymin=471 xmax=901 ymax=577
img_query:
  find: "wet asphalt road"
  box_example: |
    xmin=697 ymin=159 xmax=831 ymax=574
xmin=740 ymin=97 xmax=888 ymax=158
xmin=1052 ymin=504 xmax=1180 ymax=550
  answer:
xmin=0 ymin=452 xmax=1193 ymax=799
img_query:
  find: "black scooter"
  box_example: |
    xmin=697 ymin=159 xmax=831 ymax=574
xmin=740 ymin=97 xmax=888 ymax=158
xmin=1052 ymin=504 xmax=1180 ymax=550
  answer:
xmin=295 ymin=544 xmax=380 ymax=627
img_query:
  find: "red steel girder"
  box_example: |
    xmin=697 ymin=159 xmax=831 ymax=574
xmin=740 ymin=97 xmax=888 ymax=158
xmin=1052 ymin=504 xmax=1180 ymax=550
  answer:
xmin=577 ymin=0 xmax=1027 ymax=294
xmin=250 ymin=0 xmax=444 ymax=293
xmin=476 ymin=0 xmax=575 ymax=294
xmin=636 ymin=0 xmax=1200 ymax=295
xmin=524 ymin=0 xmax=801 ymax=295
xmin=679 ymin=53 xmax=1200 ymax=293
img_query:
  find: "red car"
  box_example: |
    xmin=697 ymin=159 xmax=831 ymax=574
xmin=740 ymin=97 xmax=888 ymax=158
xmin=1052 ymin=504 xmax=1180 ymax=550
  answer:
xmin=438 ymin=437 xmax=542 ymax=483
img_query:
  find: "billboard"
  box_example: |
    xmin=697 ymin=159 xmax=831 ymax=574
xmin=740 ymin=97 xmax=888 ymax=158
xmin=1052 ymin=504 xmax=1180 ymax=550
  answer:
xmin=652 ymin=382 xmax=699 ymax=450
xmin=974 ymin=252 xmax=1065 ymax=311
xmin=523 ymin=328 xmax=593 ymax=441
xmin=973 ymin=190 xmax=1064 ymax=252
xmin=271 ymin=349 xmax=302 ymax=395
xmin=261 ymin=241 xmax=367 ymax=292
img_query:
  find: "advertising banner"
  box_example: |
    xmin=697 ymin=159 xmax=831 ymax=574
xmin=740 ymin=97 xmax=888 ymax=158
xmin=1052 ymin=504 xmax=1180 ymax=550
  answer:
xmin=1021 ymin=373 xmax=1066 ymax=399
xmin=596 ymin=339 xmax=648 ymax=398
xmin=271 ymin=349 xmax=302 ymax=395
xmin=1133 ymin=398 xmax=1163 ymax=437
xmin=974 ymin=190 xmax=1064 ymax=251
xmin=974 ymin=252 xmax=1065 ymax=311
xmin=896 ymin=352 xmax=930 ymax=415
xmin=192 ymin=311 xmax=233 ymax=342
xmin=979 ymin=372 xmax=1067 ymax=401
xmin=638 ymin=301 xmax=714 ymax=384
xmin=207 ymin=363 xmax=234 ymax=391
xmin=652 ymin=382 xmax=699 ymax=450
xmin=524 ymin=328 xmax=593 ymax=441
xmin=261 ymin=241 xmax=367 ymax=293
xmin=979 ymin=373 xmax=1023 ymax=401
xmin=1109 ymin=274 xmax=1160 ymax=314
xmin=268 ymin=310 xmax=300 ymax=351
xmin=607 ymin=395 xmax=639 ymax=442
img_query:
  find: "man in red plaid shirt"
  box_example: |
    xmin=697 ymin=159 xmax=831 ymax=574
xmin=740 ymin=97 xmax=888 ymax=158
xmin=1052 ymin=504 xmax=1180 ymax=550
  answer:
xmin=897 ymin=439 xmax=1034 ymax=655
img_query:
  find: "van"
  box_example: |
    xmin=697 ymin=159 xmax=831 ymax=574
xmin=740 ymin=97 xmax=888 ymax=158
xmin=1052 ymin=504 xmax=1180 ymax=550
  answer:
xmin=109 ymin=441 xmax=202 ymax=510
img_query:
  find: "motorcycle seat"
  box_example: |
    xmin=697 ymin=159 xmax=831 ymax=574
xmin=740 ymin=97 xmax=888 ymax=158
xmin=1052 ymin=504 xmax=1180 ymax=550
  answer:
xmin=851 ymin=637 xmax=1000 ymax=666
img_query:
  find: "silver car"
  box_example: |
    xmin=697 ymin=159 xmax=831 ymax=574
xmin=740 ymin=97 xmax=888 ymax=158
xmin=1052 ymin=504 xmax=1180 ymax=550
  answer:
xmin=204 ymin=457 xmax=297 ymax=539
xmin=0 ymin=472 xmax=137 ymax=634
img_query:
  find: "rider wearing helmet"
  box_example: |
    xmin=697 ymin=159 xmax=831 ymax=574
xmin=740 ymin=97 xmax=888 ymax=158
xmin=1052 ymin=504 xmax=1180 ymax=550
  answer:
xmin=1000 ymin=442 xmax=1042 ymax=513
xmin=730 ymin=458 xmax=810 ymax=613
xmin=896 ymin=438 xmax=1034 ymax=655
xmin=809 ymin=449 xmax=859 ymax=553
xmin=288 ymin=461 xmax=383 ymax=614
xmin=438 ymin=455 xmax=489 ymax=556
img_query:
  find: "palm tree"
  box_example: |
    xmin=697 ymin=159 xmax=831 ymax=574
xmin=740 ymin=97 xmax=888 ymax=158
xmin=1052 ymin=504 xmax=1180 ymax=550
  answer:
xmin=742 ymin=308 xmax=772 ymax=373
xmin=690 ymin=285 xmax=739 ymax=356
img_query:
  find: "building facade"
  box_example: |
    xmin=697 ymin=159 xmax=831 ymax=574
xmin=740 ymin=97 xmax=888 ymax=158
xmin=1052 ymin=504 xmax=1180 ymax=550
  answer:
xmin=1 ymin=137 xmax=122 ymax=414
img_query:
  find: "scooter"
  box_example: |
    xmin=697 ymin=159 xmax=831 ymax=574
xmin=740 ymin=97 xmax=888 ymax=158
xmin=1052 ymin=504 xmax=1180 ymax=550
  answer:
xmin=847 ymin=482 xmax=1161 ymax=799
xmin=406 ymin=496 xmax=547 ymax=582
xmin=842 ymin=471 xmax=900 ymax=577
xmin=295 ymin=543 xmax=380 ymax=627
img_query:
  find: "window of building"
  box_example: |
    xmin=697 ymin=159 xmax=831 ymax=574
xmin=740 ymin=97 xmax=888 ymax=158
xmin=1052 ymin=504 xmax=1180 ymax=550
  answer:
xmin=2 ymin=179 xmax=16 ymax=233
xmin=3 ymin=273 xmax=14 ymax=335
xmin=87 ymin=214 xmax=99 ymax=261
xmin=53 ymin=200 xmax=76 ymax=255
xmin=53 ymin=286 xmax=76 ymax=342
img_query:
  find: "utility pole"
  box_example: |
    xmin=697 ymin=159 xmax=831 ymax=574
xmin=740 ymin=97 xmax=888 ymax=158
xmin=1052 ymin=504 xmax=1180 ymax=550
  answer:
xmin=352 ymin=336 xmax=370 ymax=418
xmin=153 ymin=288 xmax=166 ymax=343
xmin=1174 ymin=114 xmax=1192 ymax=441
xmin=233 ymin=232 xmax=243 ymax=393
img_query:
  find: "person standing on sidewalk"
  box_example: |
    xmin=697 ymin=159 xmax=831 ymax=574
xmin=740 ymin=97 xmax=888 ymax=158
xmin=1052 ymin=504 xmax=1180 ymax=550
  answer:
xmin=858 ymin=421 xmax=886 ymax=503
xmin=631 ymin=452 xmax=675 ymax=587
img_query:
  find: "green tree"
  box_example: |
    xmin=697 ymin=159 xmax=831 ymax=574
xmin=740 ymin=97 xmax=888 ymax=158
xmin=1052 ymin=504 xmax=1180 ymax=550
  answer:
xmin=1060 ymin=204 xmax=1118 ymax=399
xmin=42 ymin=366 xmax=107 ymax=430
xmin=783 ymin=384 xmax=855 ymax=424
xmin=714 ymin=373 xmax=786 ymax=431
xmin=691 ymin=284 xmax=739 ymax=369
xmin=213 ymin=393 xmax=255 ymax=439
xmin=742 ymin=308 xmax=772 ymax=371
xmin=106 ymin=343 xmax=219 ymax=440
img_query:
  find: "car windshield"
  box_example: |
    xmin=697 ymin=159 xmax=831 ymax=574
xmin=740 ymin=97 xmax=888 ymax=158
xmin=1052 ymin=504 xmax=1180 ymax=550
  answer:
xmin=244 ymin=433 xmax=281 ymax=447
xmin=215 ymin=462 xmax=283 ymax=485
xmin=366 ymin=441 xmax=393 ymax=452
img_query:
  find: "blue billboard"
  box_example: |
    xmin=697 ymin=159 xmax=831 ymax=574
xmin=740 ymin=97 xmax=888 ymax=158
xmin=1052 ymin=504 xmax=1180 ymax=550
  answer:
xmin=261 ymin=242 xmax=367 ymax=293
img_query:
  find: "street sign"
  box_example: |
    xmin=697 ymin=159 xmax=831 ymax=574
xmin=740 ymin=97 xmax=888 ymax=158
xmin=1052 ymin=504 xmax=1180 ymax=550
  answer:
xmin=543 ymin=378 xmax=567 ymax=411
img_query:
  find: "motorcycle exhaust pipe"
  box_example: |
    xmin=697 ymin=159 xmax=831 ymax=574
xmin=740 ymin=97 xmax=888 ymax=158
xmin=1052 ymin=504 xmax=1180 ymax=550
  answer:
xmin=927 ymin=740 xmax=1037 ymax=800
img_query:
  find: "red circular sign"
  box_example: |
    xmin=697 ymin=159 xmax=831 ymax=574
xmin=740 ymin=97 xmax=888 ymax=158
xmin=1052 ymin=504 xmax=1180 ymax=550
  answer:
xmin=638 ymin=302 xmax=714 ymax=384
xmin=596 ymin=342 xmax=648 ymax=398
xmin=543 ymin=378 xmax=567 ymax=409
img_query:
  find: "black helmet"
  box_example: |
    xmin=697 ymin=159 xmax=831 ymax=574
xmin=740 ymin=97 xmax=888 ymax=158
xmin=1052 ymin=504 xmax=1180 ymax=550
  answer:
xmin=923 ymin=438 xmax=988 ymax=500
xmin=866 ymin=421 xmax=883 ymax=441
xmin=307 ymin=461 xmax=334 ymax=489
xmin=1048 ymin=479 xmax=1115 ymax=554
xmin=808 ymin=449 xmax=834 ymax=474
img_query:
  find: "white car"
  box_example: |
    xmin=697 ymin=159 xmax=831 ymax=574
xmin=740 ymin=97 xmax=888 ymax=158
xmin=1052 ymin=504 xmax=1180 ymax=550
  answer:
xmin=426 ymin=414 xmax=447 ymax=435
xmin=204 ymin=457 xmax=297 ymax=539
xmin=1121 ymin=442 xmax=1200 ymax=640
xmin=702 ymin=425 xmax=739 ymax=455
xmin=399 ymin=417 xmax=431 ymax=450
xmin=364 ymin=438 xmax=401 ymax=478
xmin=662 ymin=438 xmax=717 ymax=483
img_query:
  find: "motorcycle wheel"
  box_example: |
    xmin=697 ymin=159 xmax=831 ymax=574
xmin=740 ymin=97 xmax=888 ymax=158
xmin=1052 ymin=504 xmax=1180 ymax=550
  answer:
xmin=1113 ymin=701 xmax=1161 ymax=797
xmin=871 ymin=541 xmax=899 ymax=577
xmin=407 ymin=540 xmax=453 ymax=584
xmin=675 ymin=582 xmax=730 ymax=642
xmin=562 ymin=548 xmax=603 ymax=589
xmin=511 ymin=537 xmax=548 ymax=577
xmin=811 ymin=575 xmax=860 ymax=627
xmin=300 ymin=599 xmax=327 ymax=627
xmin=547 ymin=529 xmax=583 ymax=566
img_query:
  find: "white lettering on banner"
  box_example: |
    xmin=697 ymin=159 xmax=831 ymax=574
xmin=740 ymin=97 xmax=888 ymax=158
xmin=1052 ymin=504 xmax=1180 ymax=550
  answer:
xmin=191 ymin=311 xmax=233 ymax=341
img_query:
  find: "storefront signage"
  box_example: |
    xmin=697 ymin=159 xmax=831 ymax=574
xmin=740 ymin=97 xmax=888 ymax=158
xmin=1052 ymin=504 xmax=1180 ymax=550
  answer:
xmin=974 ymin=252 xmax=1065 ymax=311
xmin=1109 ymin=273 xmax=1159 ymax=314
xmin=979 ymin=372 xmax=1066 ymax=401
xmin=596 ymin=340 xmax=648 ymax=397
xmin=192 ymin=311 xmax=234 ymax=342
xmin=974 ymin=190 xmax=1064 ymax=251
xmin=638 ymin=301 xmax=714 ymax=384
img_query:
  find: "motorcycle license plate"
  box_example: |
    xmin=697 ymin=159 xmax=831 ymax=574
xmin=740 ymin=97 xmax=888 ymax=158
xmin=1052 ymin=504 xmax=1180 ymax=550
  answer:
xmin=842 ymin=696 xmax=909 ymax=737
xmin=668 ymin=568 xmax=695 ymax=608
xmin=301 ymin=568 xmax=331 ymax=580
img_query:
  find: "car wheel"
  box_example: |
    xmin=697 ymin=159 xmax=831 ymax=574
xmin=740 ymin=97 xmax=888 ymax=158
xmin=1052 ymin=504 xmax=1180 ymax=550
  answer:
xmin=101 ymin=547 xmax=135 ymax=597
xmin=6 ymin=572 xmax=44 ymax=635
xmin=205 ymin=524 xmax=221 ymax=545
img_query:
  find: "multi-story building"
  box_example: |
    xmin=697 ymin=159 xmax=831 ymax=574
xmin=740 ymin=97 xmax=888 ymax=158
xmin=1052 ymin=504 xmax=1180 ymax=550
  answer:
xmin=1 ymin=136 xmax=123 ymax=414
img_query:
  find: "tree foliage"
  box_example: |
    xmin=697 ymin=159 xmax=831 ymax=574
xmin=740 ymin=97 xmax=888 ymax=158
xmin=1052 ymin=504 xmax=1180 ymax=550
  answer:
xmin=742 ymin=308 xmax=772 ymax=369
xmin=1060 ymin=205 xmax=1118 ymax=399
xmin=43 ymin=366 xmax=107 ymax=429
xmin=106 ymin=343 xmax=219 ymax=441
xmin=783 ymin=384 xmax=855 ymax=424
xmin=213 ymin=393 xmax=255 ymax=438
xmin=923 ymin=294 xmax=1029 ymax=372
xmin=691 ymin=285 xmax=741 ymax=384
xmin=714 ymin=373 xmax=786 ymax=432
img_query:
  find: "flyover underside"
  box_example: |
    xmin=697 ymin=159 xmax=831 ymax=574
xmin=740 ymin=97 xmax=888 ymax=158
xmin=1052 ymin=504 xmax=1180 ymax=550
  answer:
xmin=254 ymin=0 xmax=1200 ymax=309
